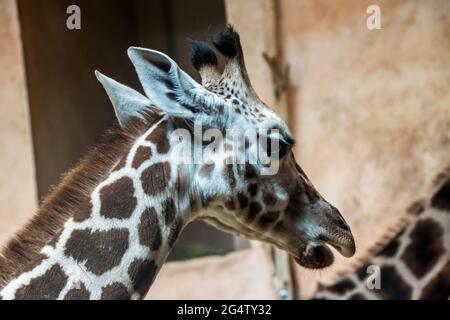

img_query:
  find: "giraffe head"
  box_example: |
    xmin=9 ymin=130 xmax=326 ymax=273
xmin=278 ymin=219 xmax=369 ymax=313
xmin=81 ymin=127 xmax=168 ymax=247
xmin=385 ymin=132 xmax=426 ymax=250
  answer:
xmin=96 ymin=26 xmax=355 ymax=269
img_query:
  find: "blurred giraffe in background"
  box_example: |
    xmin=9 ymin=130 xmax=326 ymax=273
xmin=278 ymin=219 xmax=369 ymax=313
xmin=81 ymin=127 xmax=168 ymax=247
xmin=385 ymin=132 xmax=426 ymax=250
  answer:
xmin=312 ymin=169 xmax=450 ymax=300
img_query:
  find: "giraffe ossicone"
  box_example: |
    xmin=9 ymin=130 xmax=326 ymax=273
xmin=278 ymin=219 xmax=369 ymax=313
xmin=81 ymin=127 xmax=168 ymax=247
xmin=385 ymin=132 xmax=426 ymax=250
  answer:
xmin=0 ymin=26 xmax=355 ymax=300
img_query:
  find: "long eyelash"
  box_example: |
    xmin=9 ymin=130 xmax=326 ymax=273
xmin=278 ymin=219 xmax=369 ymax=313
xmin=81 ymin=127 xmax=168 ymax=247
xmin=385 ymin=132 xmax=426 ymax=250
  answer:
xmin=284 ymin=135 xmax=296 ymax=146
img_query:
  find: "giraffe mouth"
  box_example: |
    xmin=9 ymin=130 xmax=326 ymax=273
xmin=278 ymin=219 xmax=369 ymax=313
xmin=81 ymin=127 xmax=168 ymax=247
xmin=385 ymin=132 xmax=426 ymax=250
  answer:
xmin=294 ymin=231 xmax=355 ymax=269
xmin=319 ymin=231 xmax=356 ymax=258
xmin=294 ymin=243 xmax=335 ymax=269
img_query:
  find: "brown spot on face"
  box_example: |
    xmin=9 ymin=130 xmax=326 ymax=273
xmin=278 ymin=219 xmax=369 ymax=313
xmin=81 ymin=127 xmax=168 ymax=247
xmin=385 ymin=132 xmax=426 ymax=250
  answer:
xmin=128 ymin=259 xmax=157 ymax=297
xmin=248 ymin=184 xmax=258 ymax=197
xmin=101 ymin=283 xmax=130 ymax=300
xmin=225 ymin=199 xmax=236 ymax=211
xmin=263 ymin=192 xmax=277 ymax=206
xmin=175 ymin=164 xmax=188 ymax=198
xmin=132 ymin=146 xmax=152 ymax=169
xmin=15 ymin=264 xmax=68 ymax=300
xmin=64 ymin=229 xmax=129 ymax=276
xmin=141 ymin=162 xmax=171 ymax=196
xmin=100 ymin=177 xmax=137 ymax=219
xmin=431 ymin=180 xmax=450 ymax=212
xmin=64 ymin=283 xmax=90 ymax=300
xmin=374 ymin=265 xmax=413 ymax=299
xmin=162 ymin=198 xmax=177 ymax=226
xmin=248 ymin=202 xmax=262 ymax=220
xmin=73 ymin=200 xmax=93 ymax=223
xmin=259 ymin=211 xmax=280 ymax=226
xmin=147 ymin=121 xmax=170 ymax=154
xmin=327 ymin=278 xmax=356 ymax=295
xmin=199 ymin=163 xmax=215 ymax=178
xmin=419 ymin=261 xmax=450 ymax=299
xmin=401 ymin=219 xmax=445 ymax=278
xmin=224 ymin=164 xmax=236 ymax=188
xmin=138 ymin=207 xmax=162 ymax=251
xmin=237 ymin=193 xmax=249 ymax=209
xmin=244 ymin=164 xmax=257 ymax=179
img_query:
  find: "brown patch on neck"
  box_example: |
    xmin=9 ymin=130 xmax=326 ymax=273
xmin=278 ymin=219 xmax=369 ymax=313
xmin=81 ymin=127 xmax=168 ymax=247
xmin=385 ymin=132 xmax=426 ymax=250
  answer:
xmin=419 ymin=261 xmax=450 ymax=299
xmin=401 ymin=219 xmax=445 ymax=278
xmin=99 ymin=177 xmax=137 ymax=219
xmin=14 ymin=264 xmax=68 ymax=300
xmin=146 ymin=120 xmax=170 ymax=154
xmin=0 ymin=112 xmax=162 ymax=289
xmin=431 ymin=180 xmax=450 ymax=212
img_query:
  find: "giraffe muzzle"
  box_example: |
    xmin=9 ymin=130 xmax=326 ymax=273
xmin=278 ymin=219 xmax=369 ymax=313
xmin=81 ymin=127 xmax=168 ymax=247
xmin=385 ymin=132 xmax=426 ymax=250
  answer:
xmin=319 ymin=230 xmax=356 ymax=258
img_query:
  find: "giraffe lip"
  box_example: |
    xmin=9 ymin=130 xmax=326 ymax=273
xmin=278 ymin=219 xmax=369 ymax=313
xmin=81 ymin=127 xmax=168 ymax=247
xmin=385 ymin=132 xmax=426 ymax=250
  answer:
xmin=293 ymin=243 xmax=334 ymax=269
xmin=319 ymin=232 xmax=356 ymax=258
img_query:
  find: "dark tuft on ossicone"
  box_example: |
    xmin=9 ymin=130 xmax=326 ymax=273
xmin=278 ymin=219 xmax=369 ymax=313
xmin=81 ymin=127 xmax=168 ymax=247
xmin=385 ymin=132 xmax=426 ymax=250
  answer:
xmin=191 ymin=40 xmax=218 ymax=71
xmin=212 ymin=25 xmax=242 ymax=58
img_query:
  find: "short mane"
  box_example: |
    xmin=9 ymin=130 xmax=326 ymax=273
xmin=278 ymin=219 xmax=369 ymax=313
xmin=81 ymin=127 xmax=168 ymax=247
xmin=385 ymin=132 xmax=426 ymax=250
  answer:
xmin=0 ymin=112 xmax=161 ymax=287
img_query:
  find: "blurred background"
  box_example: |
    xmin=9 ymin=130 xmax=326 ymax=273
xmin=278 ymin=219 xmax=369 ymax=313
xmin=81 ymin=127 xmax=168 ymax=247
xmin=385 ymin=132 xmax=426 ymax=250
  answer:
xmin=0 ymin=0 xmax=449 ymax=299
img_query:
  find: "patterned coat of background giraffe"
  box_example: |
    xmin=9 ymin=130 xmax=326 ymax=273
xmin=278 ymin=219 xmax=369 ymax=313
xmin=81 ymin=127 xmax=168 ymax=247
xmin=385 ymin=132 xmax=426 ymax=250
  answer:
xmin=312 ymin=170 xmax=450 ymax=300
xmin=0 ymin=27 xmax=355 ymax=300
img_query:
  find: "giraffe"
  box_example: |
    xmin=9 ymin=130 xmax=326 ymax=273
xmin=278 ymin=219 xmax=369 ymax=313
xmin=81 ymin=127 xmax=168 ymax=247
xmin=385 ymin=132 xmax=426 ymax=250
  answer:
xmin=312 ymin=170 xmax=450 ymax=300
xmin=0 ymin=26 xmax=355 ymax=300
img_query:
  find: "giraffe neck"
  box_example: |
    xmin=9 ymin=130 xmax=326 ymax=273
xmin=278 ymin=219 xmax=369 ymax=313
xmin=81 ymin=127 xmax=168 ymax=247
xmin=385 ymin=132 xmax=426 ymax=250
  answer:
xmin=313 ymin=179 xmax=450 ymax=300
xmin=0 ymin=116 xmax=197 ymax=300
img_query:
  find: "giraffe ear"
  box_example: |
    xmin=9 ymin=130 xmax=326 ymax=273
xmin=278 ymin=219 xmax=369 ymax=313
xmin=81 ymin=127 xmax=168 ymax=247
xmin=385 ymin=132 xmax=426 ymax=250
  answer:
xmin=127 ymin=47 xmax=204 ymax=117
xmin=95 ymin=71 xmax=152 ymax=127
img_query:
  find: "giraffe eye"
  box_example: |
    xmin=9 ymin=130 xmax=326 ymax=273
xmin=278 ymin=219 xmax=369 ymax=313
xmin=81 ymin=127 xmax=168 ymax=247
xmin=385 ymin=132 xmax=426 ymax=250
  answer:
xmin=265 ymin=138 xmax=289 ymax=159
xmin=278 ymin=141 xmax=290 ymax=158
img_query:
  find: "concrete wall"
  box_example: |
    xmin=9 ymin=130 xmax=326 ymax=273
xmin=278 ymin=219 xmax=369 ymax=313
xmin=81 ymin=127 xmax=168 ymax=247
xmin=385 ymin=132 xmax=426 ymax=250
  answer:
xmin=278 ymin=0 xmax=450 ymax=297
xmin=0 ymin=0 xmax=37 ymax=245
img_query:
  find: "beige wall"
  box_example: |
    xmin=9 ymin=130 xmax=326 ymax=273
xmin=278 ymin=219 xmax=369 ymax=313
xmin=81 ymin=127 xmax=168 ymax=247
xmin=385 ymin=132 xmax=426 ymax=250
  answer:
xmin=148 ymin=245 xmax=277 ymax=299
xmin=278 ymin=0 xmax=450 ymax=296
xmin=0 ymin=0 xmax=37 ymax=245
